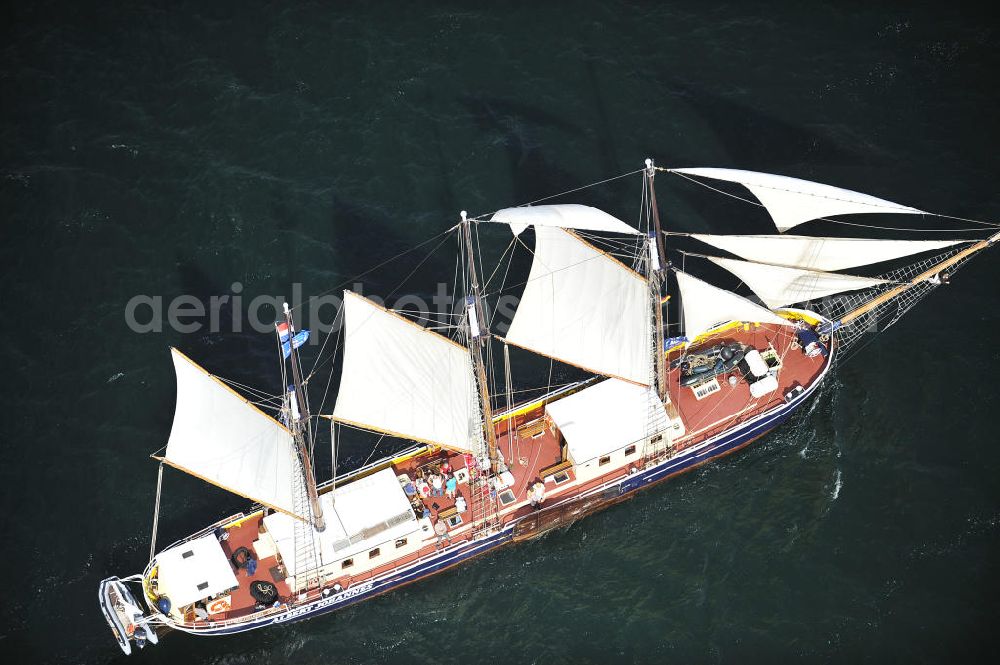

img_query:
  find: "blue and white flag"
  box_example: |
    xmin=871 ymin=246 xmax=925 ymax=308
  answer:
xmin=276 ymin=322 xmax=310 ymax=359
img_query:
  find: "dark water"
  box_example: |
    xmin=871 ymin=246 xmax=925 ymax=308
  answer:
xmin=3 ymin=2 xmax=999 ymax=663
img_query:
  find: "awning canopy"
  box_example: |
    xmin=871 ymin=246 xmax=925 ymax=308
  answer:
xmin=263 ymin=467 xmax=422 ymax=577
xmin=545 ymin=379 xmax=667 ymax=464
xmin=156 ymin=534 xmax=239 ymax=608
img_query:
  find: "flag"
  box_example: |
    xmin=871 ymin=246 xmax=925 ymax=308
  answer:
xmin=276 ymin=322 xmax=291 ymax=343
xmin=282 ymin=329 xmax=309 ymax=359
xmin=276 ymin=322 xmax=309 ymax=358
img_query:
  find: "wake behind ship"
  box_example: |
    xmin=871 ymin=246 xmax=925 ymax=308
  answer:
xmin=99 ymin=161 xmax=999 ymax=654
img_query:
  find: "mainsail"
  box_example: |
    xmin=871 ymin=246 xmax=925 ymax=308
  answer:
xmin=689 ymin=234 xmax=968 ymax=272
xmin=673 ymin=269 xmax=792 ymax=342
xmin=703 ymin=256 xmax=892 ymax=309
xmin=671 ymin=168 xmax=925 ymax=232
xmin=503 ymin=226 xmax=652 ymax=386
xmin=491 ymin=204 xmax=641 ymax=237
xmin=164 ymin=348 xmax=308 ymax=520
xmin=332 ymin=291 xmax=483 ymax=453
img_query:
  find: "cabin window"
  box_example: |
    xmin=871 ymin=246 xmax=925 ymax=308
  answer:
xmin=446 ymin=514 xmax=463 ymax=527
xmin=552 ymin=470 xmax=571 ymax=485
xmin=368 ymin=548 xmax=380 ymax=559
xmin=341 ymin=559 xmax=354 ymax=569
xmin=498 ymin=489 xmax=516 ymax=506
xmin=395 ymin=538 xmax=408 ymax=549
xmin=625 ymin=444 xmax=637 ymax=457
xmin=650 ymin=434 xmax=662 ymax=444
xmin=182 ymin=549 xmax=195 ymax=559
xmin=599 ymin=455 xmax=611 ymax=466
xmin=196 ymin=581 xmax=209 ymax=591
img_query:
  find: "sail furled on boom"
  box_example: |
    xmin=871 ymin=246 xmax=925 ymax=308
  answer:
xmin=491 ymin=204 xmax=641 ymax=237
xmin=503 ymin=226 xmax=652 ymax=386
xmin=674 ymin=269 xmax=792 ymax=342
xmin=689 ymin=234 xmax=968 ymax=272
xmin=164 ymin=348 xmax=309 ymax=520
xmin=332 ymin=291 xmax=483 ymax=454
xmin=671 ymin=168 xmax=926 ymax=232
xmin=704 ymin=256 xmax=892 ymax=309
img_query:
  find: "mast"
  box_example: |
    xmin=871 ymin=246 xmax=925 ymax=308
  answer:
xmin=282 ymin=302 xmax=326 ymax=532
xmin=460 ymin=211 xmax=498 ymax=468
xmin=645 ymin=158 xmax=669 ymax=400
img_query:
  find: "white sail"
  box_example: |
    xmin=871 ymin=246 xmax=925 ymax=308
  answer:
xmin=704 ymin=256 xmax=892 ymax=309
xmin=165 ymin=348 xmax=307 ymax=520
xmin=690 ymin=233 xmax=967 ymax=272
xmin=674 ymin=270 xmax=792 ymax=342
xmin=332 ymin=291 xmax=482 ymax=453
xmin=672 ymin=168 xmax=925 ymax=232
xmin=504 ymin=226 xmax=651 ymax=385
xmin=491 ymin=204 xmax=640 ymax=237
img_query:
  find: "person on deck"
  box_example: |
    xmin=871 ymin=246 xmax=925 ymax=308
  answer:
xmin=440 ymin=459 xmax=452 ymax=475
xmin=445 ymin=473 xmax=457 ymax=499
xmin=434 ymin=519 xmax=450 ymax=548
xmin=529 ymin=480 xmax=546 ymax=509
xmin=455 ymin=494 xmax=467 ymax=513
xmin=416 ymin=477 xmax=430 ymax=498
xmin=430 ymin=473 xmax=444 ymax=497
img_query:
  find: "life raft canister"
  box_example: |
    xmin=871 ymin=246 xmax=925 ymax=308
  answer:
xmin=250 ymin=580 xmax=279 ymax=605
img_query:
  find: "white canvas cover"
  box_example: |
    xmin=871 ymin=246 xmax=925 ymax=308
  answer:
xmin=263 ymin=467 xmax=421 ymax=577
xmin=674 ymin=270 xmax=792 ymax=342
xmin=333 ymin=291 xmax=482 ymax=453
xmin=504 ymin=227 xmax=652 ymax=386
xmin=705 ymin=255 xmax=891 ymax=309
xmin=545 ymin=378 xmax=668 ymax=463
xmin=491 ymin=204 xmax=640 ymax=237
xmin=155 ymin=534 xmax=239 ymax=608
xmin=690 ymin=234 xmax=966 ymax=272
xmin=165 ymin=349 xmax=307 ymax=520
xmin=672 ymin=167 xmax=925 ymax=232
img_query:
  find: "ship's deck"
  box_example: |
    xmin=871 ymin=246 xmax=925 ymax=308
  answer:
xmin=170 ymin=320 xmax=829 ymax=628
xmin=666 ymin=322 xmax=827 ymax=447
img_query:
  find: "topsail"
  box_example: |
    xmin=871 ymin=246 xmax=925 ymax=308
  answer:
xmin=492 ymin=204 xmax=641 ymax=237
xmin=672 ymin=168 xmax=925 ymax=232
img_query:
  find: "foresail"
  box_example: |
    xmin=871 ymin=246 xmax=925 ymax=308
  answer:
xmin=332 ymin=291 xmax=483 ymax=454
xmin=674 ymin=269 xmax=792 ymax=342
xmin=704 ymin=256 xmax=892 ymax=309
xmin=690 ymin=234 xmax=968 ymax=272
xmin=491 ymin=204 xmax=640 ymax=237
xmin=504 ymin=226 xmax=652 ymax=385
xmin=672 ymin=168 xmax=925 ymax=232
xmin=165 ymin=348 xmax=308 ymax=520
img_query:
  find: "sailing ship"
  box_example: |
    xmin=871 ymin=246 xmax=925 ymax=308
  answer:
xmin=99 ymin=160 xmax=999 ymax=653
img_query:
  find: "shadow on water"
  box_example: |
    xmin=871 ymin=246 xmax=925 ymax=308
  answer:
xmin=459 ymin=94 xmax=589 ymax=206
xmin=658 ymin=78 xmax=870 ymax=169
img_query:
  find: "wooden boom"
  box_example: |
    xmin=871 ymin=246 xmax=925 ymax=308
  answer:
xmin=840 ymin=230 xmax=1000 ymax=325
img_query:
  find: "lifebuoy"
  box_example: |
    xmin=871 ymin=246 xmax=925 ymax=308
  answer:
xmin=231 ymin=546 xmax=251 ymax=569
xmin=207 ymin=597 xmax=231 ymax=614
